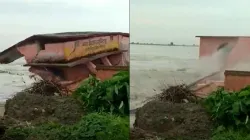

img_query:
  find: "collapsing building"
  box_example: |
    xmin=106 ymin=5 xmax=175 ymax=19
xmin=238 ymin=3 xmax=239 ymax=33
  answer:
xmin=0 ymin=32 xmax=129 ymax=91
xmin=193 ymin=36 xmax=250 ymax=97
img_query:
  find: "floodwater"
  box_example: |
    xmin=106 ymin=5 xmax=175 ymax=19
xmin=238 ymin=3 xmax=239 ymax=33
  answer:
xmin=129 ymin=44 xmax=227 ymax=127
xmin=130 ymin=45 xmax=200 ymax=110
xmin=0 ymin=58 xmax=36 ymax=103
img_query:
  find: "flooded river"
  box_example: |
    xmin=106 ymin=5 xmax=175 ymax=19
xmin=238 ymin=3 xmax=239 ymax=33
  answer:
xmin=130 ymin=44 xmax=200 ymax=110
xmin=0 ymin=58 xmax=35 ymax=103
xmin=129 ymin=44 xmax=215 ymax=127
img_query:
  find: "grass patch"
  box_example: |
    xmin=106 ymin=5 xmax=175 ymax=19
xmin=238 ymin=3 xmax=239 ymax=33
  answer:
xmin=211 ymin=127 xmax=250 ymax=140
xmin=3 ymin=113 xmax=129 ymax=140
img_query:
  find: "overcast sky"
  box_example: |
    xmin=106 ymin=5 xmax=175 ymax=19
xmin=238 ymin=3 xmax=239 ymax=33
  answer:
xmin=130 ymin=0 xmax=250 ymax=44
xmin=0 ymin=0 xmax=129 ymax=51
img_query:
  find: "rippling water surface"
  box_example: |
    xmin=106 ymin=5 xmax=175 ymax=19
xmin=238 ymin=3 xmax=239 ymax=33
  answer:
xmin=130 ymin=44 xmax=203 ymax=127
xmin=130 ymin=45 xmax=201 ymax=109
xmin=0 ymin=58 xmax=36 ymax=103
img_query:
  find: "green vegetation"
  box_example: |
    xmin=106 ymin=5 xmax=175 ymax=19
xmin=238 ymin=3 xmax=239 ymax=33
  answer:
xmin=204 ymin=86 xmax=250 ymax=129
xmin=73 ymin=71 xmax=129 ymax=115
xmin=211 ymin=126 xmax=250 ymax=140
xmin=3 ymin=71 xmax=129 ymax=140
xmin=4 ymin=113 xmax=129 ymax=140
xmin=204 ymin=86 xmax=250 ymax=139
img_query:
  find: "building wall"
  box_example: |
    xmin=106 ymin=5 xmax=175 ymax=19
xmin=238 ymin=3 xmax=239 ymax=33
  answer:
xmin=194 ymin=70 xmax=250 ymax=97
xmin=62 ymin=65 xmax=90 ymax=81
xmin=226 ymin=37 xmax=250 ymax=67
xmin=96 ymin=70 xmax=118 ymax=81
xmin=224 ymin=70 xmax=250 ymax=91
xmin=17 ymin=43 xmax=38 ymax=63
xmin=17 ymin=35 xmax=128 ymax=63
xmin=18 ymin=35 xmax=129 ymax=92
xmin=199 ymin=37 xmax=250 ymax=68
xmin=199 ymin=37 xmax=238 ymax=58
xmin=60 ymin=68 xmax=126 ymax=93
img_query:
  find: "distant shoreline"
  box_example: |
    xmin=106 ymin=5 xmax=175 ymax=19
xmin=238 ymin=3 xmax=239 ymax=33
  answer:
xmin=130 ymin=43 xmax=199 ymax=47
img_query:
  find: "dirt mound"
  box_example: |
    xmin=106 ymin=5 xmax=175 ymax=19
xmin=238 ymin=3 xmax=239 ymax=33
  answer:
xmin=130 ymin=127 xmax=159 ymax=140
xmin=134 ymin=101 xmax=213 ymax=140
xmin=158 ymin=84 xmax=196 ymax=103
xmin=3 ymin=91 xmax=84 ymax=126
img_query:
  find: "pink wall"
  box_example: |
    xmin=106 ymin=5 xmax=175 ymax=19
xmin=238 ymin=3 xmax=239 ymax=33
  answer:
xmin=199 ymin=37 xmax=238 ymax=58
xmin=18 ymin=35 xmax=127 ymax=63
xmin=226 ymin=37 xmax=250 ymax=67
xmin=17 ymin=44 xmax=38 ymax=63
xmin=64 ymin=68 xmax=126 ymax=92
xmin=96 ymin=70 xmax=118 ymax=81
xmin=199 ymin=37 xmax=250 ymax=68
xmin=62 ymin=65 xmax=90 ymax=81
xmin=224 ymin=70 xmax=250 ymax=91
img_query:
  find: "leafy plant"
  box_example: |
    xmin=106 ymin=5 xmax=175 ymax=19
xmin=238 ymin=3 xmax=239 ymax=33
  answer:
xmin=69 ymin=113 xmax=129 ymax=140
xmin=211 ymin=126 xmax=250 ymax=140
xmin=3 ymin=113 xmax=129 ymax=140
xmin=3 ymin=127 xmax=31 ymax=140
xmin=73 ymin=71 xmax=129 ymax=115
xmin=203 ymin=86 xmax=250 ymax=129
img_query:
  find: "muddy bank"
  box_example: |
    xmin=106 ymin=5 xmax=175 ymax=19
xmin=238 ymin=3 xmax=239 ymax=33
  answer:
xmin=3 ymin=92 xmax=84 ymax=126
xmin=131 ymin=85 xmax=213 ymax=140
xmin=0 ymin=80 xmax=84 ymax=128
xmin=0 ymin=81 xmax=85 ymax=140
xmin=134 ymin=101 xmax=213 ymax=139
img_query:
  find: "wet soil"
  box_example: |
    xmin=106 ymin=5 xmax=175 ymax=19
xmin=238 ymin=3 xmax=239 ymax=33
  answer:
xmin=133 ymin=100 xmax=213 ymax=140
xmin=3 ymin=91 xmax=84 ymax=126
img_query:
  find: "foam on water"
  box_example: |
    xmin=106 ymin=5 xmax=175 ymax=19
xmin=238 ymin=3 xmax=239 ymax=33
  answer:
xmin=0 ymin=57 xmax=35 ymax=103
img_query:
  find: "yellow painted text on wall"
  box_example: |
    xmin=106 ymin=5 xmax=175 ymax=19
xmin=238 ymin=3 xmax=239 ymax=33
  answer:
xmin=64 ymin=38 xmax=119 ymax=61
